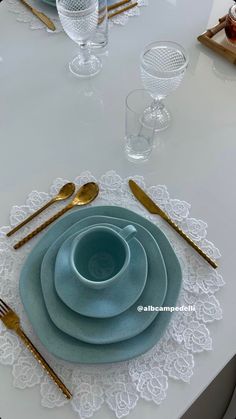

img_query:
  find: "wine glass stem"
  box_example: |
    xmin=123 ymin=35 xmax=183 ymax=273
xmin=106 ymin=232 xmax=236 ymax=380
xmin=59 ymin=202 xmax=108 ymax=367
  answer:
xmin=79 ymin=43 xmax=90 ymax=63
xmin=151 ymin=98 xmax=164 ymax=111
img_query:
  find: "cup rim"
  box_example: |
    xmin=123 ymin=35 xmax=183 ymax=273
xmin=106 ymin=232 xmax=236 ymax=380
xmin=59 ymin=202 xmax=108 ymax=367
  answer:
xmin=125 ymin=88 xmax=153 ymax=115
xmin=140 ymin=40 xmax=189 ymax=77
xmin=70 ymin=225 xmax=130 ymax=287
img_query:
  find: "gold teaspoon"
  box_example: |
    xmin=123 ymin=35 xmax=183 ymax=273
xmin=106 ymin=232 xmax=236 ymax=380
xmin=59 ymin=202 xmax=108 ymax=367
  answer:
xmin=7 ymin=183 xmax=76 ymax=237
xmin=14 ymin=182 xmax=99 ymax=250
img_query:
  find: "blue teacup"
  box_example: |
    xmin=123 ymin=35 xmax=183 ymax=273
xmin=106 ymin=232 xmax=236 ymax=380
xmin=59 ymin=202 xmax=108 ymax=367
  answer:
xmin=70 ymin=224 xmax=137 ymax=289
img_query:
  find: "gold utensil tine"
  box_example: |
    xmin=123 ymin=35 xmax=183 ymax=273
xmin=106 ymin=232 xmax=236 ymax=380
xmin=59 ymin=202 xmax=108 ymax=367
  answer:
xmin=20 ymin=0 xmax=56 ymax=31
xmin=14 ymin=204 xmax=73 ymax=249
xmin=129 ymin=180 xmax=218 ymax=269
xmin=0 ymin=298 xmax=72 ymax=399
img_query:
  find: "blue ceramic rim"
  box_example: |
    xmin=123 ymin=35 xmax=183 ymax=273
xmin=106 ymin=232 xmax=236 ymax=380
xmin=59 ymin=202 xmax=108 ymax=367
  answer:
xmin=70 ymin=225 xmax=131 ymax=289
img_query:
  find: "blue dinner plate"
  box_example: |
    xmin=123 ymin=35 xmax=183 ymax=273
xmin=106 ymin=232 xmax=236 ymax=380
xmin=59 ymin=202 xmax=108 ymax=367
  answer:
xmin=54 ymin=223 xmax=149 ymax=319
xmin=19 ymin=206 xmax=182 ymax=364
xmin=41 ymin=219 xmax=167 ymax=344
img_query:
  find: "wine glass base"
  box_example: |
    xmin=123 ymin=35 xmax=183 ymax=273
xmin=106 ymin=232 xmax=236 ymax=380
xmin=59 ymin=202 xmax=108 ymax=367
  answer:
xmin=141 ymin=106 xmax=171 ymax=131
xmin=69 ymin=55 xmax=102 ymax=78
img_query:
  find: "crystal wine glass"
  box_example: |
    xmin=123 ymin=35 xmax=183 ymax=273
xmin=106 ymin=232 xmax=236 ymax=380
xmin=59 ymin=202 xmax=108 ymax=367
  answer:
xmin=57 ymin=0 xmax=102 ymax=77
xmin=140 ymin=41 xmax=189 ymax=131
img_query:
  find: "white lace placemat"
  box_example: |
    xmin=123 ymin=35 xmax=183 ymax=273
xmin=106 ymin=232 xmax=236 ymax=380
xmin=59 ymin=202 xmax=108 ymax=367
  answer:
xmin=0 ymin=171 xmax=224 ymax=418
xmin=5 ymin=0 xmax=148 ymax=32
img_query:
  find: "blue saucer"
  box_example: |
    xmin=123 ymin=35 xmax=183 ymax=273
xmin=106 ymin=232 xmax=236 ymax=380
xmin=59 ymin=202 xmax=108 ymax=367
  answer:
xmin=54 ymin=224 xmax=148 ymax=318
xmin=41 ymin=219 xmax=167 ymax=344
xmin=41 ymin=220 xmax=167 ymax=345
xmin=20 ymin=206 xmax=182 ymax=364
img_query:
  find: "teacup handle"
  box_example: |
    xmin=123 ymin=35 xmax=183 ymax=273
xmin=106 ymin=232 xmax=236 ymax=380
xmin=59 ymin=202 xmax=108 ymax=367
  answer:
xmin=120 ymin=225 xmax=137 ymax=242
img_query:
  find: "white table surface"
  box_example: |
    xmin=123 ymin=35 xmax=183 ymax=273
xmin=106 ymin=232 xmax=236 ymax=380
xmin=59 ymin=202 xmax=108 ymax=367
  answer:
xmin=0 ymin=0 xmax=236 ymax=418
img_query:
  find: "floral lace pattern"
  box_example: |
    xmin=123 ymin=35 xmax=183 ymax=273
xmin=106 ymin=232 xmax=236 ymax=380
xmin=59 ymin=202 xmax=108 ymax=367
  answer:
xmin=0 ymin=171 xmax=224 ymax=418
xmin=5 ymin=0 xmax=148 ymax=32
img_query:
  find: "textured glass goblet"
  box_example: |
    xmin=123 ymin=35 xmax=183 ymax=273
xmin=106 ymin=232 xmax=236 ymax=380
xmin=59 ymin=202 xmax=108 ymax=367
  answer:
xmin=140 ymin=41 xmax=188 ymax=131
xmin=57 ymin=0 xmax=102 ymax=77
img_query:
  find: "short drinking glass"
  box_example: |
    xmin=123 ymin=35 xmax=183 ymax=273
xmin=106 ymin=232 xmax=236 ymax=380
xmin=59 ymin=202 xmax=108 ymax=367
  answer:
xmin=57 ymin=0 xmax=102 ymax=77
xmin=125 ymin=89 xmax=156 ymax=162
xmin=91 ymin=0 xmax=108 ymax=50
xmin=140 ymin=41 xmax=188 ymax=131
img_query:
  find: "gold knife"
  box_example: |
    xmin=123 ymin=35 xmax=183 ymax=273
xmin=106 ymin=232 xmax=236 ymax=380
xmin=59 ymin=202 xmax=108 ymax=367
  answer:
xmin=20 ymin=0 xmax=56 ymax=31
xmin=129 ymin=180 xmax=218 ymax=269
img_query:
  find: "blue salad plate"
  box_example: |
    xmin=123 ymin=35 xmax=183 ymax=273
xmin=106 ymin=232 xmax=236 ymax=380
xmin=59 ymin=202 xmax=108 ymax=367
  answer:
xmin=41 ymin=218 xmax=167 ymax=344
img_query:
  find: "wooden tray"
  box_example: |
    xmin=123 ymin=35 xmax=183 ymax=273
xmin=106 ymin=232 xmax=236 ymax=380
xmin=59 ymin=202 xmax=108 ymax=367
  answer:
xmin=198 ymin=15 xmax=236 ymax=65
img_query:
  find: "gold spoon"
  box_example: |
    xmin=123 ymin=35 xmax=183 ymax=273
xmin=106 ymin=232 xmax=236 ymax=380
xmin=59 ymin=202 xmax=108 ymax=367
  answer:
xmin=14 ymin=182 xmax=99 ymax=250
xmin=7 ymin=182 xmax=76 ymax=237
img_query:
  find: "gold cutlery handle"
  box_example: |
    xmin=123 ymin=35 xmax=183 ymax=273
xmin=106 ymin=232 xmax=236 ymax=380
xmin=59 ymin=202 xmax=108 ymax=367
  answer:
xmin=99 ymin=0 xmax=131 ymax=23
xmin=108 ymin=0 xmax=130 ymax=11
xmin=14 ymin=205 xmax=71 ymax=250
xmin=108 ymin=2 xmax=137 ymax=19
xmin=128 ymin=180 xmax=218 ymax=269
xmin=20 ymin=0 xmax=33 ymax=11
xmin=7 ymin=199 xmax=55 ymax=237
xmin=161 ymin=212 xmax=218 ymax=269
xmin=17 ymin=328 xmax=72 ymax=399
xmin=20 ymin=0 xmax=56 ymax=31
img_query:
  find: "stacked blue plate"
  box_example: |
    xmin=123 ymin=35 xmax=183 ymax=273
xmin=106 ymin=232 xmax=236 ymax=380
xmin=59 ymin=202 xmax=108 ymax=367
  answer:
xmin=19 ymin=206 xmax=182 ymax=363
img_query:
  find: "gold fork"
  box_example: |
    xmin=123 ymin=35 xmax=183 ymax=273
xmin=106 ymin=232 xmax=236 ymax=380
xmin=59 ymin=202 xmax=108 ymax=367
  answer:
xmin=0 ymin=298 xmax=72 ymax=400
